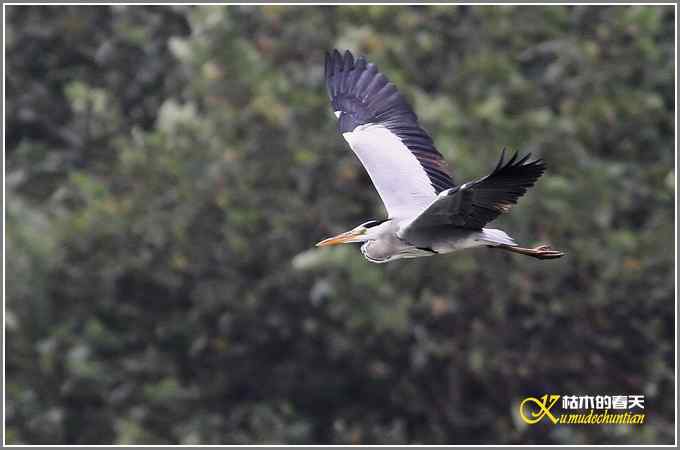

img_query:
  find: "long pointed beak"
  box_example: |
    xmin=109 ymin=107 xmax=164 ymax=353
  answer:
xmin=315 ymin=229 xmax=362 ymax=247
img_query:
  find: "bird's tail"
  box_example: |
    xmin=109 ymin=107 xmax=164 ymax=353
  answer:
xmin=480 ymin=228 xmax=516 ymax=246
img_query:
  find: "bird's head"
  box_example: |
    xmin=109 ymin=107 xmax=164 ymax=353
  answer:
xmin=315 ymin=219 xmax=388 ymax=247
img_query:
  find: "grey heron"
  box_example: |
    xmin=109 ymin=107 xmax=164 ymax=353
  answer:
xmin=316 ymin=49 xmax=564 ymax=263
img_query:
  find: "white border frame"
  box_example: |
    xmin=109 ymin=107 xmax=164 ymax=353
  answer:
xmin=2 ymin=2 xmax=677 ymax=447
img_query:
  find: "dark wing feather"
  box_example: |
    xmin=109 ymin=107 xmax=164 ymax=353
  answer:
xmin=325 ymin=49 xmax=455 ymax=193
xmin=401 ymin=149 xmax=546 ymax=231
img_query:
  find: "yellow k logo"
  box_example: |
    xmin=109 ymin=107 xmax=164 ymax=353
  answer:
xmin=519 ymin=394 xmax=560 ymax=424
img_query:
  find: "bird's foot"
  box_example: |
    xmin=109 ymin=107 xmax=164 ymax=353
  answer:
xmin=495 ymin=243 xmax=565 ymax=259
xmin=526 ymin=244 xmax=565 ymax=259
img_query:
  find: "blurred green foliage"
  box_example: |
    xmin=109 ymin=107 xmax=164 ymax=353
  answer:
xmin=5 ymin=5 xmax=675 ymax=444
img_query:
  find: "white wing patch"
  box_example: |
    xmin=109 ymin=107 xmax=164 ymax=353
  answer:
xmin=334 ymin=111 xmax=342 ymax=118
xmin=342 ymin=124 xmax=436 ymax=218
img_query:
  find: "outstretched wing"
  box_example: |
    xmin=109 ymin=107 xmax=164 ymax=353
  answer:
xmin=325 ymin=49 xmax=455 ymax=219
xmin=400 ymin=149 xmax=546 ymax=233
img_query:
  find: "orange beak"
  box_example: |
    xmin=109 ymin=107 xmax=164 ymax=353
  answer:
xmin=315 ymin=229 xmax=363 ymax=247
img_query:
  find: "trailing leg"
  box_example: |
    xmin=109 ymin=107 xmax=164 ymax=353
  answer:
xmin=491 ymin=244 xmax=564 ymax=260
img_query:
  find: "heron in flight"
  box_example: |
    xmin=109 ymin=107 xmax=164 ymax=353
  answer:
xmin=316 ymin=50 xmax=564 ymax=263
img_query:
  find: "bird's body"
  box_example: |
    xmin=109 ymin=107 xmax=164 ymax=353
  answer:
xmin=317 ymin=50 xmax=564 ymax=262
xmin=353 ymin=219 xmax=513 ymax=263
